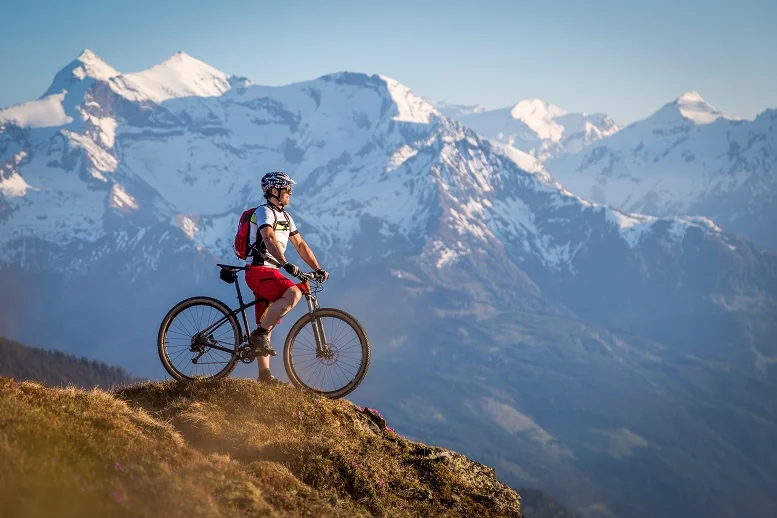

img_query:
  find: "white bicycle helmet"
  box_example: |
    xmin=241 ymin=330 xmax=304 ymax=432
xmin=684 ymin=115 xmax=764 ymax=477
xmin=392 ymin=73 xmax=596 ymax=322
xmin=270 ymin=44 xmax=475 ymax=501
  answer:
xmin=261 ymin=171 xmax=296 ymax=193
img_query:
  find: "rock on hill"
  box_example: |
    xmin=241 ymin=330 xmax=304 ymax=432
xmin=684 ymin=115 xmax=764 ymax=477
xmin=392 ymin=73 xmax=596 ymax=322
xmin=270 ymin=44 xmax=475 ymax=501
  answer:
xmin=0 ymin=376 xmax=521 ymax=517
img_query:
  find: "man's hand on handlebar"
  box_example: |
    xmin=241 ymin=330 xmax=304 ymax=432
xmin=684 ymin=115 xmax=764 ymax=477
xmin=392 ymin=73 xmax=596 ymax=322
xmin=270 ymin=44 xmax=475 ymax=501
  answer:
xmin=282 ymin=262 xmax=301 ymax=277
xmin=283 ymin=263 xmax=329 ymax=284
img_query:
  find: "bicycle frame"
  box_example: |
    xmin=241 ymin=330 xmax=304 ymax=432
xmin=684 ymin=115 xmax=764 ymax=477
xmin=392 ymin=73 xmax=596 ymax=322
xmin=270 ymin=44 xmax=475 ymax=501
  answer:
xmin=197 ymin=267 xmax=329 ymax=358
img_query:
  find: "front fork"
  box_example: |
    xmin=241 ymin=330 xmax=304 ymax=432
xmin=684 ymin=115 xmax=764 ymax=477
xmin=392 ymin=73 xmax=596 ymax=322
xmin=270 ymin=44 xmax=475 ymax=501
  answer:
xmin=306 ymin=295 xmax=329 ymax=356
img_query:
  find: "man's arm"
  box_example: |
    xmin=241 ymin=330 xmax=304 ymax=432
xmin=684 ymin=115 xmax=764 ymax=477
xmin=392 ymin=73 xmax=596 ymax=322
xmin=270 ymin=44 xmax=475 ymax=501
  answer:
xmin=259 ymin=227 xmax=290 ymax=265
xmin=289 ymin=233 xmax=321 ymax=271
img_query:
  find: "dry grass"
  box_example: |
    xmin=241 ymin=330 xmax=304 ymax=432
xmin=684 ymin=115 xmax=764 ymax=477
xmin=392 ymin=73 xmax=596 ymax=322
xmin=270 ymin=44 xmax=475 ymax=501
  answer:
xmin=0 ymin=376 xmax=521 ymax=517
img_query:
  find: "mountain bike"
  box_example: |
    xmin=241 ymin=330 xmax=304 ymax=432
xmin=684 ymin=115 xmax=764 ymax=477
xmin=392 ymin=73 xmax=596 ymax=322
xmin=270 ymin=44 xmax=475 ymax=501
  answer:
xmin=157 ymin=264 xmax=371 ymax=399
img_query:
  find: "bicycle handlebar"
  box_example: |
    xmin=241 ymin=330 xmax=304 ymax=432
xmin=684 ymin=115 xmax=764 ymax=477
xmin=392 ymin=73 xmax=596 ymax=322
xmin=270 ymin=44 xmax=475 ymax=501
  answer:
xmin=217 ymin=263 xmax=323 ymax=286
xmin=297 ymin=271 xmax=322 ymax=283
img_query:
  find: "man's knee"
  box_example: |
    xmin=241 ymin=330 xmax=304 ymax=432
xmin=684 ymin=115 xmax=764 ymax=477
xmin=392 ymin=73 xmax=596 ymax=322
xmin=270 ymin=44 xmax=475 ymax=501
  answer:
xmin=284 ymin=286 xmax=303 ymax=305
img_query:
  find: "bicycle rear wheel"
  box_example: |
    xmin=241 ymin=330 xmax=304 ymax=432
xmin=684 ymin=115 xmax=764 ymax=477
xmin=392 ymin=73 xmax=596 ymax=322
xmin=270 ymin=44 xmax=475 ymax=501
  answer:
xmin=158 ymin=296 xmax=241 ymax=381
xmin=283 ymin=308 xmax=370 ymax=399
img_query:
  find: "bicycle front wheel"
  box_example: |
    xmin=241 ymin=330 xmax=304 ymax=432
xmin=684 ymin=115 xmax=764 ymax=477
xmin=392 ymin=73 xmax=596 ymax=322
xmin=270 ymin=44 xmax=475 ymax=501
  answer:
xmin=284 ymin=308 xmax=371 ymax=399
xmin=158 ymin=296 xmax=241 ymax=381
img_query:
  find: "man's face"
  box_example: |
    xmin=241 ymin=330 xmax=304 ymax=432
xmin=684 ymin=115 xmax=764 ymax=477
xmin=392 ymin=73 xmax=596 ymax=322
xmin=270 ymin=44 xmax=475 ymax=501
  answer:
xmin=276 ymin=186 xmax=292 ymax=205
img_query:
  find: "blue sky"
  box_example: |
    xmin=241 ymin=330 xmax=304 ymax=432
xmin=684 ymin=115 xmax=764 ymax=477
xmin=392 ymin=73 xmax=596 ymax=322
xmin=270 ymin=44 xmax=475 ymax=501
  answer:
xmin=1 ymin=0 xmax=775 ymax=125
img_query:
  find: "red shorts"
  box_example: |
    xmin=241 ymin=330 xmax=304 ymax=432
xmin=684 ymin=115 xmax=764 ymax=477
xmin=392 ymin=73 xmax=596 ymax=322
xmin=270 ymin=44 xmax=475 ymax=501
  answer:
xmin=245 ymin=266 xmax=296 ymax=325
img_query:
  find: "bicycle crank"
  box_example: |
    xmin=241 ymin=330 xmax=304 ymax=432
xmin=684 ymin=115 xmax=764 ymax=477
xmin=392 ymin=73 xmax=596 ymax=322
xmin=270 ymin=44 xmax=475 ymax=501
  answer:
xmin=237 ymin=343 xmax=264 ymax=364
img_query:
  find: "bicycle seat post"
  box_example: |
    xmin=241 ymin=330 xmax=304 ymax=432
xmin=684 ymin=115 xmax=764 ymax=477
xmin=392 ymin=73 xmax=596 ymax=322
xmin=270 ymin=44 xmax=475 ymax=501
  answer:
xmin=234 ymin=273 xmax=246 ymax=308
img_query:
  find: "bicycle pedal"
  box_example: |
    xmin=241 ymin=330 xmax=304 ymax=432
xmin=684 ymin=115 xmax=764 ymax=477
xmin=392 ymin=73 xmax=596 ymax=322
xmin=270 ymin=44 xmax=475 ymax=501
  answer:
xmin=257 ymin=346 xmax=277 ymax=357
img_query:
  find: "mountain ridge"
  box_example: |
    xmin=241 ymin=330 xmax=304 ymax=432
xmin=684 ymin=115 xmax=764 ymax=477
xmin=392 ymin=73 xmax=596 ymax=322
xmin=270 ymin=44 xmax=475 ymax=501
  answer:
xmin=545 ymin=90 xmax=776 ymax=249
xmin=428 ymin=96 xmax=619 ymax=160
xmin=0 ymin=51 xmax=737 ymax=274
xmin=0 ymin=336 xmax=138 ymax=388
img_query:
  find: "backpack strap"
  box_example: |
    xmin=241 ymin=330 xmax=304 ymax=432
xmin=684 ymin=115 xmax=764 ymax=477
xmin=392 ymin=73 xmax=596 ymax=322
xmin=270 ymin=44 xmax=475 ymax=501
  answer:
xmin=252 ymin=204 xmax=280 ymax=266
xmin=283 ymin=210 xmax=290 ymax=230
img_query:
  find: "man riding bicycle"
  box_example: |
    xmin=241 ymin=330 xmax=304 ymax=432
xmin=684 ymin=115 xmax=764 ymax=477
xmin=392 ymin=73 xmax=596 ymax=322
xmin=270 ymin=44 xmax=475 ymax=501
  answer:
xmin=245 ymin=171 xmax=329 ymax=384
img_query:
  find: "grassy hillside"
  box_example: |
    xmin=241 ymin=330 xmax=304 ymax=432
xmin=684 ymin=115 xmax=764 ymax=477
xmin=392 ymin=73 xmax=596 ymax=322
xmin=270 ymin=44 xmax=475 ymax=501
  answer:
xmin=0 ymin=336 xmax=137 ymax=388
xmin=0 ymin=376 xmax=521 ymax=517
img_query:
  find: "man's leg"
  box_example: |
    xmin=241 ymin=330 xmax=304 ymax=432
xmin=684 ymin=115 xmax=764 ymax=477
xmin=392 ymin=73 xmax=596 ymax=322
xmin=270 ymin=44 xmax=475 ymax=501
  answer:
xmin=251 ymin=286 xmax=302 ymax=360
xmin=259 ymin=286 xmax=302 ymax=332
xmin=256 ymin=288 xmax=301 ymax=382
xmin=257 ymin=330 xmax=272 ymax=377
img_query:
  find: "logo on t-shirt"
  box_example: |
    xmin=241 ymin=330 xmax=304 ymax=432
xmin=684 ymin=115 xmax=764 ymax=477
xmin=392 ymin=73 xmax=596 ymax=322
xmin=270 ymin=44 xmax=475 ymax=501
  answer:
xmin=275 ymin=220 xmax=291 ymax=231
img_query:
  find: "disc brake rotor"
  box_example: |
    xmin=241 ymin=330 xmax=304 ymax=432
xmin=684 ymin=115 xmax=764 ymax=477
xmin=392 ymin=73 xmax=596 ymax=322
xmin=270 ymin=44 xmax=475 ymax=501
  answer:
xmin=318 ymin=344 xmax=340 ymax=366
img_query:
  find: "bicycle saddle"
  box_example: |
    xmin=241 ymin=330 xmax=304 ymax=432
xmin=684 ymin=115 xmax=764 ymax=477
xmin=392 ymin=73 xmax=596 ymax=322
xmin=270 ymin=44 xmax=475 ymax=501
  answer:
xmin=217 ymin=264 xmax=246 ymax=284
xmin=217 ymin=263 xmax=248 ymax=271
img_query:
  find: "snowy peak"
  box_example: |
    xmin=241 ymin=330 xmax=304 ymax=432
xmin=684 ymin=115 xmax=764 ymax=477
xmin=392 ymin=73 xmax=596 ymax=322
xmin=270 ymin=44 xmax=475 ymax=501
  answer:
xmin=509 ymin=98 xmax=567 ymax=141
xmin=379 ymin=75 xmax=439 ymax=123
xmin=0 ymin=49 xmax=120 ymax=128
xmin=545 ymin=89 xmax=776 ymax=248
xmin=73 ymin=49 xmax=119 ymax=78
xmin=37 ymin=49 xmax=233 ymax=106
xmin=430 ymin=96 xmax=619 ymax=159
xmin=675 ymin=90 xmax=734 ymax=124
xmin=677 ymin=90 xmax=705 ymax=104
xmin=510 ymin=98 xmax=567 ymax=121
xmin=652 ymin=90 xmax=738 ymax=125
xmin=42 ymin=49 xmax=119 ymax=98
xmin=319 ymin=72 xmax=439 ymax=123
xmin=151 ymin=51 xmax=226 ymax=81
xmin=109 ymin=51 xmax=231 ymax=104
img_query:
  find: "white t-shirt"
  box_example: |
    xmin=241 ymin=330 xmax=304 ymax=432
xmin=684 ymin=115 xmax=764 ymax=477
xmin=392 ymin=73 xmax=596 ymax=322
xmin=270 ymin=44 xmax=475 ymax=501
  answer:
xmin=247 ymin=203 xmax=299 ymax=268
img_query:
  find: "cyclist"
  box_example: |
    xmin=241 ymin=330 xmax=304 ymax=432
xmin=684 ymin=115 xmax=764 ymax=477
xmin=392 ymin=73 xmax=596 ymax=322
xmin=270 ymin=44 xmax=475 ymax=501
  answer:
xmin=245 ymin=171 xmax=329 ymax=384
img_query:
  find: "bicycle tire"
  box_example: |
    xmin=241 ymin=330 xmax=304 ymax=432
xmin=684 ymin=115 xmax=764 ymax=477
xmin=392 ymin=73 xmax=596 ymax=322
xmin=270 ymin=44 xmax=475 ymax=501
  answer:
xmin=283 ymin=308 xmax=371 ymax=399
xmin=158 ymin=296 xmax=241 ymax=381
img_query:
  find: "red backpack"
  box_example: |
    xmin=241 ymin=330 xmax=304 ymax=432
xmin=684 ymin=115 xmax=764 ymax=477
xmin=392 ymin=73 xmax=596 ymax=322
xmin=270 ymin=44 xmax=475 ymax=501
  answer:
xmin=233 ymin=207 xmax=258 ymax=260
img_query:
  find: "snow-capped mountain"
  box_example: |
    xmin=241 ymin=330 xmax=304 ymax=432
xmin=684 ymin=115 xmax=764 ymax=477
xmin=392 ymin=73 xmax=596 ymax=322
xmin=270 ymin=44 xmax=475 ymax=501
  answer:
xmin=546 ymin=91 xmax=777 ymax=249
xmin=428 ymin=97 xmax=620 ymax=161
xmin=1 ymin=51 xmax=776 ymax=518
xmin=0 ymin=51 xmax=712 ymax=278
